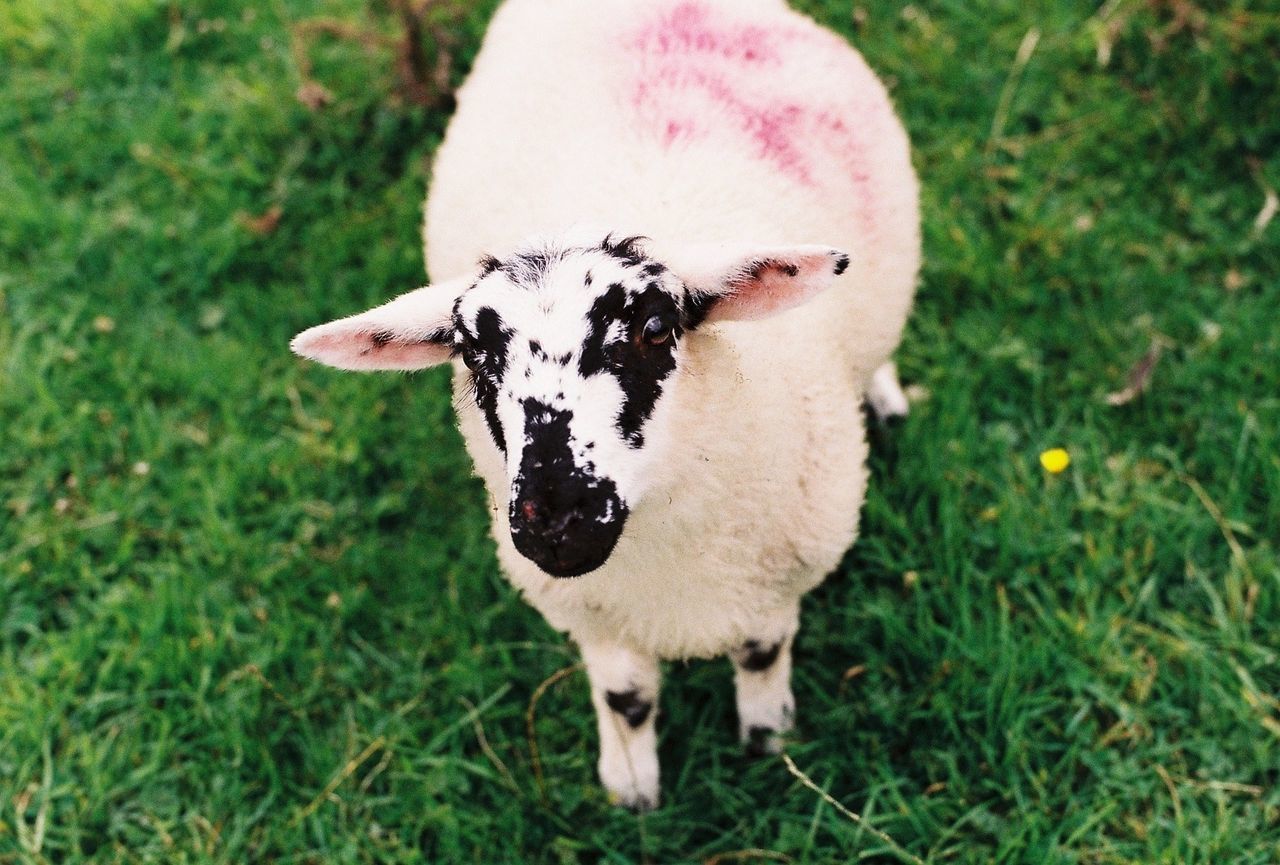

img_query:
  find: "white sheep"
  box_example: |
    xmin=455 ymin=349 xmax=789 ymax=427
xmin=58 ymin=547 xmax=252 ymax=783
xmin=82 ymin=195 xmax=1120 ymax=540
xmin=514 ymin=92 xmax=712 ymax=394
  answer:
xmin=292 ymin=0 xmax=919 ymax=810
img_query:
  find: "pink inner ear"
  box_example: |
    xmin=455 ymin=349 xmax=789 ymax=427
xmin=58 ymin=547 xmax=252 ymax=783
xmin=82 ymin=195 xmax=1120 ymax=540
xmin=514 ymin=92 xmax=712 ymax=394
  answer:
xmin=706 ymin=250 xmax=843 ymax=323
xmin=292 ymin=281 xmax=468 ymax=372
xmin=292 ymin=323 xmax=454 ymax=372
xmin=719 ymin=260 xmax=812 ymax=319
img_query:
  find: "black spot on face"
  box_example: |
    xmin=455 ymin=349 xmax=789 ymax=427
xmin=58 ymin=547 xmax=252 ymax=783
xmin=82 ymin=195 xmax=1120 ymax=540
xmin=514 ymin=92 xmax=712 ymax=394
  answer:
xmin=737 ymin=639 xmax=783 ymax=672
xmin=834 ymin=254 xmax=850 ymax=276
xmin=682 ymin=288 xmax=718 ymax=331
xmin=600 ymin=233 xmax=649 ymax=266
xmin=578 ymin=282 xmax=681 ymax=448
xmin=456 ymin=305 xmax=513 ymax=454
xmin=472 ymin=308 xmax=512 ymax=370
xmin=605 ymin=689 xmax=653 ymax=729
xmin=578 ymin=283 xmax=627 ymax=377
xmin=780 ymin=262 xmax=800 ymax=277
xmin=508 ymin=400 xmax=627 ymax=577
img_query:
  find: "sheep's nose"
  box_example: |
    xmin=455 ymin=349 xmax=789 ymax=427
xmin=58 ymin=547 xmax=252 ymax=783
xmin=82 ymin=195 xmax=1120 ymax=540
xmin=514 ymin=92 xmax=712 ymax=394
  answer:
xmin=508 ymin=483 xmax=626 ymax=579
xmin=514 ymin=497 xmax=584 ymax=542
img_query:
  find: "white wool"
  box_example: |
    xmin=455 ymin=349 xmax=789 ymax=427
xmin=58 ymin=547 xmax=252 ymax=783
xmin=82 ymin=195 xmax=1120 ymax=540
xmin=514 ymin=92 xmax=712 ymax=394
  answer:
xmin=424 ymin=0 xmax=919 ymax=661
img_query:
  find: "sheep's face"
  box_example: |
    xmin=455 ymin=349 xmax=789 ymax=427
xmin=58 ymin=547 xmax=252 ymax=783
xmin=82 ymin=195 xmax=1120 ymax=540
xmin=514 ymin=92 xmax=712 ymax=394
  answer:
xmin=451 ymin=237 xmax=687 ymax=577
xmin=292 ymin=234 xmax=848 ymax=579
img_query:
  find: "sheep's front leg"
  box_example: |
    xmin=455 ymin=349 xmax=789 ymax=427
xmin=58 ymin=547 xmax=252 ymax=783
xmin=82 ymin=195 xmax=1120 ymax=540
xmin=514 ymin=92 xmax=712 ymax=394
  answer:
xmin=729 ymin=607 xmax=799 ymax=756
xmin=579 ymin=641 xmax=661 ymax=811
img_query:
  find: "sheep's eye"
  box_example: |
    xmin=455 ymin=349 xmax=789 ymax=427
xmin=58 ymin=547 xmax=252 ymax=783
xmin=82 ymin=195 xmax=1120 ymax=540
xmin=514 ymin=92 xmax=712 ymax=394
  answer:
xmin=641 ymin=315 xmax=673 ymax=346
xmin=461 ymin=347 xmax=482 ymax=372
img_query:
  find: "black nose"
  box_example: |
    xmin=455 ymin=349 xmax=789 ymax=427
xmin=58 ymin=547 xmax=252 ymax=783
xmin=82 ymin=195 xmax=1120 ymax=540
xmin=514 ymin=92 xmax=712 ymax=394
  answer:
xmin=509 ymin=485 xmax=627 ymax=578
xmin=516 ymin=496 xmax=585 ymax=541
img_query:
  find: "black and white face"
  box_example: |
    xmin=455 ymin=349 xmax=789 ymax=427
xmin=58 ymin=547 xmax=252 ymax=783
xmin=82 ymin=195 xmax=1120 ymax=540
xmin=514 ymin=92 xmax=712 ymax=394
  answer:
xmin=292 ymin=233 xmax=849 ymax=579
xmin=451 ymin=237 xmax=686 ymax=576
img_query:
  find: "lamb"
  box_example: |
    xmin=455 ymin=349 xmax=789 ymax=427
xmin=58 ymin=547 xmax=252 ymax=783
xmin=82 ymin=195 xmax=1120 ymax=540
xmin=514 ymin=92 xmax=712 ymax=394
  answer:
xmin=291 ymin=0 xmax=919 ymax=811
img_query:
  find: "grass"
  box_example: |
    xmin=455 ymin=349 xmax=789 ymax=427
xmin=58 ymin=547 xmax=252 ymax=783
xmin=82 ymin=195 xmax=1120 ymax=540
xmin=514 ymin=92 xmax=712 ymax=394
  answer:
xmin=1 ymin=0 xmax=1277 ymax=862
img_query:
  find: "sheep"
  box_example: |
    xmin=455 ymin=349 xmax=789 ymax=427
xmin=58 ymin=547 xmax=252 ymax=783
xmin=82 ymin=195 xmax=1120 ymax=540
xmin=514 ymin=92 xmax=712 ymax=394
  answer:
xmin=291 ymin=0 xmax=919 ymax=811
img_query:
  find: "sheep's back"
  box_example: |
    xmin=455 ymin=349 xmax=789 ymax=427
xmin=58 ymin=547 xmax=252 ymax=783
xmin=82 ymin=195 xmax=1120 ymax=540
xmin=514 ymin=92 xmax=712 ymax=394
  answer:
xmin=425 ymin=0 xmax=919 ymax=384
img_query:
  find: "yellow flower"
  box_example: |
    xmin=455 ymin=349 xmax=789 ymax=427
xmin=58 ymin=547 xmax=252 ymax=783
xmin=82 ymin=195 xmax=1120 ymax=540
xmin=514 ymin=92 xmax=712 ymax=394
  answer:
xmin=1040 ymin=448 xmax=1070 ymax=474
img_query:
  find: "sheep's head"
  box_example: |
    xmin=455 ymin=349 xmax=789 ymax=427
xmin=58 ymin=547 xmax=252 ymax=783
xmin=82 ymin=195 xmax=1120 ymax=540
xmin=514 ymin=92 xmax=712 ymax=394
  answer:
xmin=292 ymin=233 xmax=849 ymax=578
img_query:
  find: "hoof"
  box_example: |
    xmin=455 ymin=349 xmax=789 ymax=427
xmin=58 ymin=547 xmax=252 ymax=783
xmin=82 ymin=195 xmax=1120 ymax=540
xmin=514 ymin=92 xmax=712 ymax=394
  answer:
xmin=608 ymin=789 xmax=658 ymax=813
xmin=600 ymin=757 xmax=660 ymax=813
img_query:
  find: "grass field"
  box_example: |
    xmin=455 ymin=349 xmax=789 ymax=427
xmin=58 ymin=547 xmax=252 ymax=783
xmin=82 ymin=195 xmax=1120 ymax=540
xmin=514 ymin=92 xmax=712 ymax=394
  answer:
xmin=2 ymin=0 xmax=1278 ymax=862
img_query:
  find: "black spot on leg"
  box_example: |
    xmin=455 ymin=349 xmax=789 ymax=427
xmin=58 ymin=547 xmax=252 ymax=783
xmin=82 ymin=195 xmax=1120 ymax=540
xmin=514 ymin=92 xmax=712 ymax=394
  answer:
xmin=745 ymin=725 xmax=775 ymax=758
xmin=478 ymin=254 xmax=502 ymax=276
xmin=738 ymin=639 xmax=783 ymax=673
xmin=605 ymin=689 xmax=653 ymax=729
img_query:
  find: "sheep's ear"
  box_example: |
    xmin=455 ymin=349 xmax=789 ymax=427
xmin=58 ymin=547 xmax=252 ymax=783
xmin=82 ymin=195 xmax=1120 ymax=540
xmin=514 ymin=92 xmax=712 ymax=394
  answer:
xmin=672 ymin=244 xmax=850 ymax=328
xmin=290 ymin=277 xmax=468 ymax=372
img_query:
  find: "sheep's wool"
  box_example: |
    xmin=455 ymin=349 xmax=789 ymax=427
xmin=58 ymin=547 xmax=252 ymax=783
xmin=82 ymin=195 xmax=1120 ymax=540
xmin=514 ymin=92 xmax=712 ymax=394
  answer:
xmin=423 ymin=0 xmax=920 ymax=659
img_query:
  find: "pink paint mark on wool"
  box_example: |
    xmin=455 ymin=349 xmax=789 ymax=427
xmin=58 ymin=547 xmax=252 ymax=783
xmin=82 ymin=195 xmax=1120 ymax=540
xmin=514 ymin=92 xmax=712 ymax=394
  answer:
xmin=738 ymin=101 xmax=812 ymax=184
xmin=625 ymin=1 xmax=890 ymax=226
xmin=627 ymin=4 xmax=819 ymax=185
xmin=814 ymin=109 xmax=876 ymax=221
xmin=663 ymin=118 xmax=695 ymax=146
xmin=632 ymin=1 xmax=782 ymax=66
xmin=645 ymin=64 xmax=814 ymax=183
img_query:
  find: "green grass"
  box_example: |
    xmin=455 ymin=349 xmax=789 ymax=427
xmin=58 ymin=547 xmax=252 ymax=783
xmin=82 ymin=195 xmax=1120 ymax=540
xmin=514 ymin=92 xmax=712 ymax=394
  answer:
xmin=2 ymin=0 xmax=1277 ymax=862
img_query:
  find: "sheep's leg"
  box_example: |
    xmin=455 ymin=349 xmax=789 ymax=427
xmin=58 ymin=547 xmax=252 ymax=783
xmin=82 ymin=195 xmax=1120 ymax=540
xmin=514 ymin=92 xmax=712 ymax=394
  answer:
xmin=867 ymin=361 xmax=910 ymax=422
xmin=579 ymin=640 xmax=661 ymax=811
xmin=730 ymin=605 xmax=799 ymax=756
